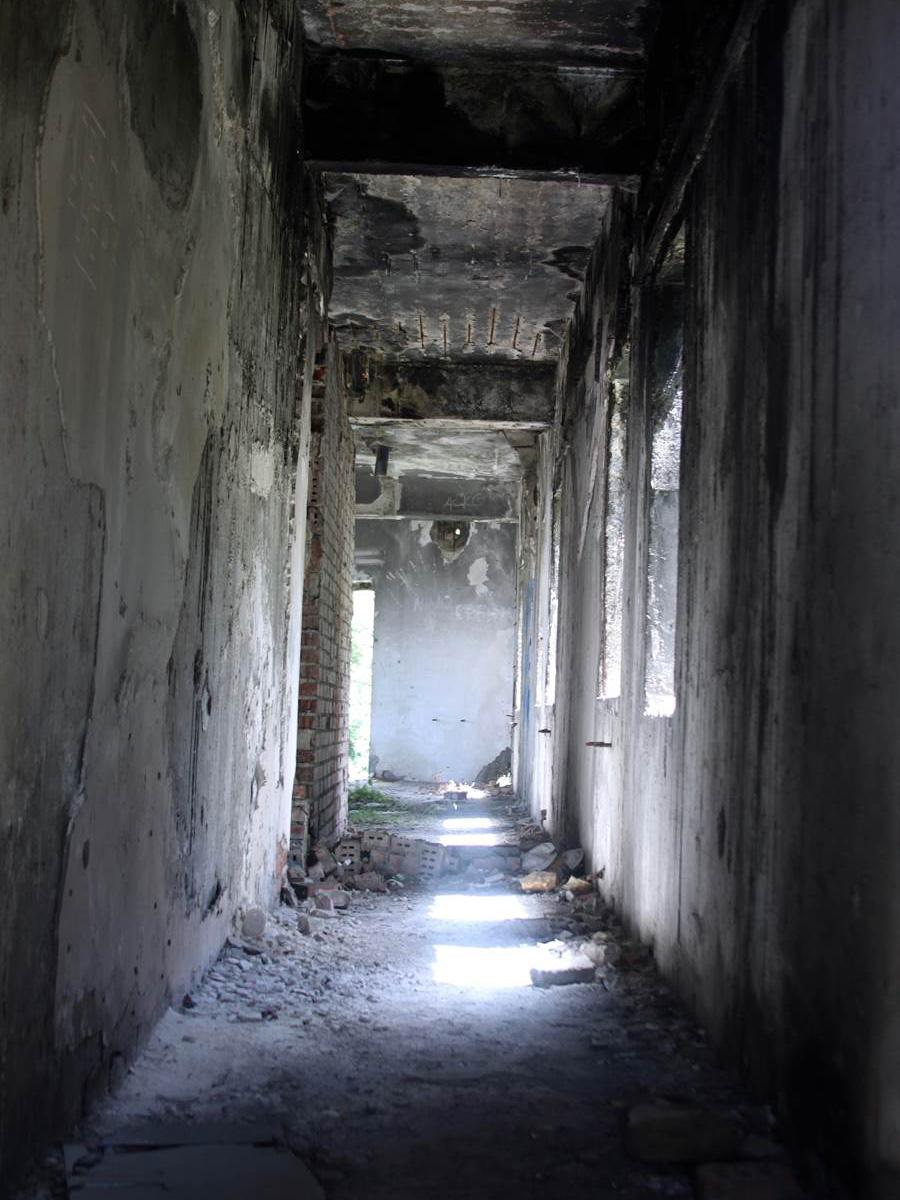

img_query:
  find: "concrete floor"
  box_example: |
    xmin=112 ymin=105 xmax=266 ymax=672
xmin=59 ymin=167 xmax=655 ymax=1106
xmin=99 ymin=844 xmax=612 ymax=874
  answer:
xmin=24 ymin=820 xmax=823 ymax=1200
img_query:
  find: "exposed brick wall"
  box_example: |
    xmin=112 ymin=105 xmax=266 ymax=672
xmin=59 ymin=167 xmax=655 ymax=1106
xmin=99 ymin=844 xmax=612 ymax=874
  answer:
xmin=291 ymin=343 xmax=355 ymax=859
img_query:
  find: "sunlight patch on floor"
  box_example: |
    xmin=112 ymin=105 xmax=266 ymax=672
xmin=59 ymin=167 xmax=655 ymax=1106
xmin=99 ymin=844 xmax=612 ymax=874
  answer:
xmin=438 ymin=832 xmax=503 ymax=847
xmin=428 ymin=893 xmax=530 ymax=923
xmin=442 ymin=817 xmax=494 ymax=831
xmin=431 ymin=944 xmax=541 ymax=988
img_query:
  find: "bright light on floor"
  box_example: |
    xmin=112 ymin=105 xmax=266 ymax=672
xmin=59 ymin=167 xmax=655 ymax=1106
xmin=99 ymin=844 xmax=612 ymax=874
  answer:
xmin=442 ymin=817 xmax=494 ymax=831
xmin=438 ymin=832 xmax=502 ymax=847
xmin=428 ymin=894 xmax=530 ymax=923
xmin=431 ymin=944 xmax=540 ymax=988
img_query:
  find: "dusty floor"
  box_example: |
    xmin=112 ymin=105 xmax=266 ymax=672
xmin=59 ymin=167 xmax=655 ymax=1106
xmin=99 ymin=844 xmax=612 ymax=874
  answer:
xmin=23 ymin=793 xmax=830 ymax=1198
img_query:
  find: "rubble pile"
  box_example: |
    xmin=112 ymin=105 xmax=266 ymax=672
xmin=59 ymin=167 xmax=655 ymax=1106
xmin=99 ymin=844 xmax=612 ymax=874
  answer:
xmin=181 ymin=896 xmax=393 ymax=1024
xmin=287 ymin=829 xmax=525 ymax=899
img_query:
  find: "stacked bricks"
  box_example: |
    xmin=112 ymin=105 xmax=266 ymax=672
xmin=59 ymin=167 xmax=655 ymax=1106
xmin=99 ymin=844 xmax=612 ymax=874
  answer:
xmin=292 ymin=343 xmax=356 ymax=862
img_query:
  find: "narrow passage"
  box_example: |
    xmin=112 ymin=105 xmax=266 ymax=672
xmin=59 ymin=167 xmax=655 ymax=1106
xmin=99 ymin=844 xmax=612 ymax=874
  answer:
xmin=54 ymin=792 xmax=803 ymax=1199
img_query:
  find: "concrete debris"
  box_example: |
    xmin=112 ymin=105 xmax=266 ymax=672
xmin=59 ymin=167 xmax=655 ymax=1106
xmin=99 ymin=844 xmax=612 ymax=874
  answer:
xmin=295 ymin=831 xmax=456 ymax=897
xmin=521 ymin=842 xmax=558 ymax=873
xmin=562 ymin=848 xmax=584 ymax=871
xmin=314 ymin=893 xmax=335 ymax=913
xmin=625 ymin=1102 xmax=744 ymax=1164
xmin=475 ymin=746 xmax=512 ymax=785
xmin=579 ymin=940 xmax=611 ymax=966
xmin=314 ymin=845 xmax=338 ymax=874
xmin=561 ymin=875 xmax=593 ymax=896
xmin=241 ymin=908 xmax=267 ymax=940
xmin=695 ymin=1161 xmax=805 ymax=1198
xmin=520 ymin=871 xmax=559 ymax=893
xmin=297 ymin=914 xmax=311 ymax=935
xmin=348 ymin=871 xmax=388 ymax=892
xmin=530 ymin=945 xmax=596 ymax=987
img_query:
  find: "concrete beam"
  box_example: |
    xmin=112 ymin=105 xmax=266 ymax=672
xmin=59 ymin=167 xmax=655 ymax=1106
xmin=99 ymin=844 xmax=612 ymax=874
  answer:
xmin=356 ymin=470 xmax=520 ymax=521
xmin=304 ymin=52 xmax=644 ymax=179
xmin=310 ymin=161 xmax=640 ymax=191
xmin=348 ymin=361 xmax=555 ymax=424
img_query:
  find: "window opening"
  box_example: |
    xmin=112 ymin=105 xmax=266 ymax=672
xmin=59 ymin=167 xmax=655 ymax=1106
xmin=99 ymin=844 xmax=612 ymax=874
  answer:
xmin=598 ymin=366 xmax=628 ymax=700
xmin=349 ymin=585 xmax=375 ymax=780
xmin=643 ymin=243 xmax=684 ymax=718
xmin=542 ymin=488 xmax=562 ymax=707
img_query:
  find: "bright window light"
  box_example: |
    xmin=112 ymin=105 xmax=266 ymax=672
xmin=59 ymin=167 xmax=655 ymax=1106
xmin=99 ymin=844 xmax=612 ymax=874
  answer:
xmin=428 ymin=894 xmax=530 ymax=923
xmin=442 ymin=817 xmax=494 ymax=831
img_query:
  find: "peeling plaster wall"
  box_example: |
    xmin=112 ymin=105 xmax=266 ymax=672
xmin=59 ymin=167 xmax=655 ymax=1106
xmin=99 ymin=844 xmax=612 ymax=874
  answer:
xmin=356 ymin=519 xmax=516 ymax=782
xmin=522 ymin=2 xmax=900 ymax=1192
xmin=0 ymin=0 xmax=317 ymax=1185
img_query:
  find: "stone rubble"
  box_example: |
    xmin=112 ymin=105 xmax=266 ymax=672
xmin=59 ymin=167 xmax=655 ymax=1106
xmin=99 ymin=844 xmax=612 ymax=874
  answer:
xmin=15 ymin=801 xmax=809 ymax=1200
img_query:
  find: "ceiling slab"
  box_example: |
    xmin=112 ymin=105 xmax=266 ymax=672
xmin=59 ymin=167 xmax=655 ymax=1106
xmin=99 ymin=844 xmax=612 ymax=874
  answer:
xmin=304 ymin=54 xmax=643 ymax=177
xmin=299 ymin=0 xmax=657 ymax=64
xmin=348 ymin=361 xmax=555 ymax=423
xmin=354 ymin=423 xmax=532 ymax=480
xmin=327 ymin=172 xmax=611 ymax=362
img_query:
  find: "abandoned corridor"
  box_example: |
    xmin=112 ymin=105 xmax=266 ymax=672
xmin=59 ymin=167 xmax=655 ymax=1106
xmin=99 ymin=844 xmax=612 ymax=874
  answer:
xmin=2 ymin=0 xmax=899 ymax=1198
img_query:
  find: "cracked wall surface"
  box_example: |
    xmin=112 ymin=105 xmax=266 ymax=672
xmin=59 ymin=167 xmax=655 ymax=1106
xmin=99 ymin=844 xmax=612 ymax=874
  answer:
xmin=0 ymin=0 xmax=319 ymax=1185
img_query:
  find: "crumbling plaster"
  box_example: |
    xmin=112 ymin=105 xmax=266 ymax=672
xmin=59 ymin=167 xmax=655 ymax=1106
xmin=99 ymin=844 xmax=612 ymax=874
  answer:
xmin=0 ymin=0 xmax=320 ymax=1184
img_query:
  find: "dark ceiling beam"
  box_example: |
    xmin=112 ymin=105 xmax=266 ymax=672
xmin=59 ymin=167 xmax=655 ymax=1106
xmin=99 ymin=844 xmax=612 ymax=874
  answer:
xmin=348 ymin=361 xmax=556 ymax=425
xmin=635 ymin=0 xmax=770 ymax=282
xmin=303 ymin=51 xmax=646 ymax=180
xmin=312 ymin=161 xmax=639 ymax=190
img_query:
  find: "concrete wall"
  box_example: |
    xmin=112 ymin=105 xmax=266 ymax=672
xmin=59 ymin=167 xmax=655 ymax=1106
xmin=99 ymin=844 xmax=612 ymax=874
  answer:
xmin=293 ymin=345 xmax=356 ymax=854
xmin=0 ymin=0 xmax=318 ymax=1186
xmin=517 ymin=2 xmax=900 ymax=1192
xmin=356 ymin=519 xmax=517 ymax=782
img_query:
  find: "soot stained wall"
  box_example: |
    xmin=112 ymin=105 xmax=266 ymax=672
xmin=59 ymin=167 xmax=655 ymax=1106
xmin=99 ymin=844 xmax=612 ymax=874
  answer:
xmin=0 ymin=0 xmax=318 ymax=1186
xmin=518 ymin=2 xmax=900 ymax=1192
xmin=356 ymin=518 xmax=517 ymax=782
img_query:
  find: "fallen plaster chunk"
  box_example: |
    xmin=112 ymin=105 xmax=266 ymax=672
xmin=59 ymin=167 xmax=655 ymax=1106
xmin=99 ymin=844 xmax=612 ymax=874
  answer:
xmin=561 ymin=875 xmax=593 ymax=896
xmin=625 ymin=1102 xmax=744 ymax=1164
xmin=521 ymin=842 xmax=557 ymax=872
xmin=578 ymin=940 xmax=610 ymax=966
xmin=530 ymin=949 xmax=596 ymax=988
xmin=562 ymin=848 xmax=584 ymax=871
xmin=241 ymin=907 xmax=267 ymax=939
xmin=695 ymin=1161 xmax=805 ymax=1199
xmin=520 ymin=870 xmax=558 ymax=893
